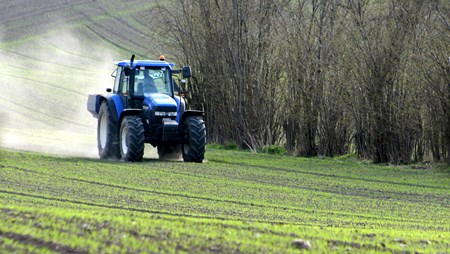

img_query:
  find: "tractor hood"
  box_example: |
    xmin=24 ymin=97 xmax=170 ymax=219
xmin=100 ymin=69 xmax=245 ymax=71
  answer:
xmin=144 ymin=93 xmax=177 ymax=109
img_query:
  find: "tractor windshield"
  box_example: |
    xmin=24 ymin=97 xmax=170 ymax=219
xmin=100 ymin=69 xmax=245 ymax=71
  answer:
xmin=134 ymin=67 xmax=172 ymax=96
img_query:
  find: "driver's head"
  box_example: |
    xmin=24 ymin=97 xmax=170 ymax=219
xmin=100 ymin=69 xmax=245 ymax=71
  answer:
xmin=143 ymin=68 xmax=149 ymax=76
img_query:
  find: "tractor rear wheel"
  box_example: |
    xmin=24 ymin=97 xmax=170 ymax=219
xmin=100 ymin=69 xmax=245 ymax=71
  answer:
xmin=120 ymin=116 xmax=145 ymax=162
xmin=97 ymin=102 xmax=120 ymax=159
xmin=182 ymin=116 xmax=206 ymax=163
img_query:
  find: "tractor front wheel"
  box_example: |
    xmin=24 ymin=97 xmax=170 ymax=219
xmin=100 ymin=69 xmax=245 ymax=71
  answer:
xmin=182 ymin=116 xmax=206 ymax=163
xmin=120 ymin=116 xmax=145 ymax=162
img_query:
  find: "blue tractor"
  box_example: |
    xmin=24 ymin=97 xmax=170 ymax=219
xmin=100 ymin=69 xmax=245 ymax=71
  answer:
xmin=87 ymin=55 xmax=206 ymax=162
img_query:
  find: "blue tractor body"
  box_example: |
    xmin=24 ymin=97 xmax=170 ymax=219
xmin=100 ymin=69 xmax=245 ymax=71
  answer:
xmin=87 ymin=55 xmax=205 ymax=162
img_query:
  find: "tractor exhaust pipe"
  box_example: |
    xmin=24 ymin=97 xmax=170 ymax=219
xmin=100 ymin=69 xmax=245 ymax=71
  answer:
xmin=130 ymin=54 xmax=135 ymax=67
xmin=124 ymin=54 xmax=135 ymax=76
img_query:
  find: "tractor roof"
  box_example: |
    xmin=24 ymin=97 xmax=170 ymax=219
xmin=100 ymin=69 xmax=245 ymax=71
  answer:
xmin=115 ymin=60 xmax=175 ymax=69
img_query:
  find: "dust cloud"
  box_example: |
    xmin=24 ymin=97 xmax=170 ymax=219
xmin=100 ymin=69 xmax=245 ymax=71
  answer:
xmin=0 ymin=13 xmax=164 ymax=160
xmin=0 ymin=20 xmax=119 ymax=158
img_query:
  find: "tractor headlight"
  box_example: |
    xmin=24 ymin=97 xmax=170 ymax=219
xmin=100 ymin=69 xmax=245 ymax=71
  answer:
xmin=155 ymin=111 xmax=177 ymax=117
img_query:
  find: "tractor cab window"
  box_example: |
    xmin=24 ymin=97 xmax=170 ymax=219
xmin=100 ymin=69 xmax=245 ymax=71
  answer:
xmin=120 ymin=73 xmax=128 ymax=95
xmin=134 ymin=67 xmax=171 ymax=96
xmin=113 ymin=67 xmax=122 ymax=93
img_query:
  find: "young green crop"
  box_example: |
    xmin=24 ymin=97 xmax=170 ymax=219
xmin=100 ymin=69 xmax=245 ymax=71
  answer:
xmin=0 ymin=149 xmax=449 ymax=253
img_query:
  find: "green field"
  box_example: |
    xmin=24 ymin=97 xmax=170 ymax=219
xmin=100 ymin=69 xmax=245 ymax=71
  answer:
xmin=1 ymin=148 xmax=449 ymax=253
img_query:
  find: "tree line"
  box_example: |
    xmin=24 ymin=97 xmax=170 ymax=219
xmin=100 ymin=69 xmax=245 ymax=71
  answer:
xmin=153 ymin=0 xmax=449 ymax=165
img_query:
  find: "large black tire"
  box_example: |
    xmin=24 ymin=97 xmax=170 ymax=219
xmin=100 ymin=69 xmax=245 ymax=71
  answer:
xmin=120 ymin=116 xmax=145 ymax=162
xmin=157 ymin=144 xmax=182 ymax=160
xmin=97 ymin=102 xmax=120 ymax=159
xmin=182 ymin=116 xmax=206 ymax=163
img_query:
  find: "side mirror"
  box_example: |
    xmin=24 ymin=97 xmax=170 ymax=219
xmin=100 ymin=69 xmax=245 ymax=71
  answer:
xmin=106 ymin=88 xmax=112 ymax=93
xmin=182 ymin=66 xmax=192 ymax=78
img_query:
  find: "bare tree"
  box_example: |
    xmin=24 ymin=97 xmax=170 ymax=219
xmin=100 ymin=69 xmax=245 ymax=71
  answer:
xmin=157 ymin=0 xmax=286 ymax=150
xmin=414 ymin=0 xmax=450 ymax=164
xmin=153 ymin=0 xmax=449 ymax=165
xmin=343 ymin=0 xmax=425 ymax=164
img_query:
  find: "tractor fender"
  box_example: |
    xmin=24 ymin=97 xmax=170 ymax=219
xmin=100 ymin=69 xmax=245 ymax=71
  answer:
xmin=87 ymin=94 xmax=123 ymax=122
xmin=179 ymin=110 xmax=204 ymax=127
xmin=119 ymin=109 xmax=143 ymax=124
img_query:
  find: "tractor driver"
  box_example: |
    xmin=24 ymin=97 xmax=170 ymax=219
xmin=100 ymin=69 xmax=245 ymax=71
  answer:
xmin=143 ymin=68 xmax=157 ymax=93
